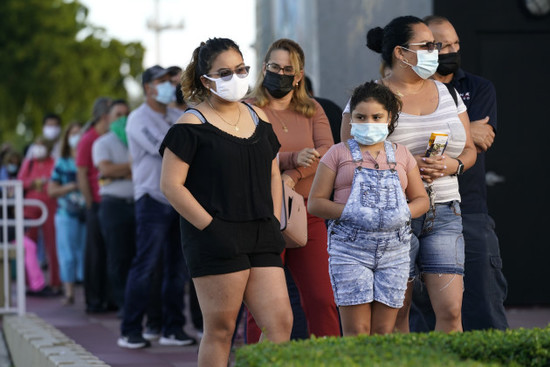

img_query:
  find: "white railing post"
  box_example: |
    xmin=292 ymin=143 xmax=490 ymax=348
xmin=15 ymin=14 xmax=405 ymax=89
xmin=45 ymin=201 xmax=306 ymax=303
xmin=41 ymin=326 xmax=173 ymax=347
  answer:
xmin=0 ymin=180 xmax=48 ymax=315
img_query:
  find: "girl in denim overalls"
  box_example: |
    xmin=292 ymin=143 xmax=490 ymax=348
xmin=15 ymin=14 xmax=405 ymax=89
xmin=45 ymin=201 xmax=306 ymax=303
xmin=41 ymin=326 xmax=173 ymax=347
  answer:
xmin=309 ymin=82 xmax=429 ymax=336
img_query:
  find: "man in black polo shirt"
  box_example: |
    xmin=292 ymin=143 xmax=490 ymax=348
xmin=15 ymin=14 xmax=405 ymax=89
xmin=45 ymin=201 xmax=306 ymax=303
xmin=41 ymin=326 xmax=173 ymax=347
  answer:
xmin=410 ymin=15 xmax=508 ymax=331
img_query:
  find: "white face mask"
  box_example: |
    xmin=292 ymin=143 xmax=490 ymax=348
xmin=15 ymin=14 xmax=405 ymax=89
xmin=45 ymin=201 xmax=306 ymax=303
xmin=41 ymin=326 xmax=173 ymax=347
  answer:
xmin=203 ymin=73 xmax=249 ymax=102
xmin=30 ymin=145 xmax=48 ymax=159
xmin=43 ymin=125 xmax=61 ymax=140
xmin=402 ymin=48 xmax=439 ymax=79
xmin=68 ymin=134 xmax=80 ymax=149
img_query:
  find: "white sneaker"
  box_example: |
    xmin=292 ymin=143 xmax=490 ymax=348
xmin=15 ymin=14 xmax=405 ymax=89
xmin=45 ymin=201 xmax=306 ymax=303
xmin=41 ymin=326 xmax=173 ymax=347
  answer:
xmin=117 ymin=335 xmax=151 ymax=349
xmin=142 ymin=327 xmax=161 ymax=341
xmin=159 ymin=330 xmax=196 ymax=346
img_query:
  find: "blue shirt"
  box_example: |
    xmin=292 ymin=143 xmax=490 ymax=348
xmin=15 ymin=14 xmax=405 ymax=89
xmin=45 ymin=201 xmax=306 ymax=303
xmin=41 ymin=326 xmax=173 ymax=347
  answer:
xmin=451 ymin=68 xmax=497 ymax=214
xmin=50 ymin=157 xmax=86 ymax=217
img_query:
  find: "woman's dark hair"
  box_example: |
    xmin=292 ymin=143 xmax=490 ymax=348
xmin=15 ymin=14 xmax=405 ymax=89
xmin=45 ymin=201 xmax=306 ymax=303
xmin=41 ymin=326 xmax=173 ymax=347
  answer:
xmin=59 ymin=122 xmax=82 ymax=158
xmin=181 ymin=38 xmax=243 ymax=104
xmin=349 ymin=81 xmax=402 ymax=136
xmin=366 ymin=15 xmax=425 ymax=68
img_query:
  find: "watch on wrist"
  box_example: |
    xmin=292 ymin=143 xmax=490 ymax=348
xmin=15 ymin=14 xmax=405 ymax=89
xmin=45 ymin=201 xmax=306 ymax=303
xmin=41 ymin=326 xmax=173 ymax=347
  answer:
xmin=454 ymin=158 xmax=464 ymax=176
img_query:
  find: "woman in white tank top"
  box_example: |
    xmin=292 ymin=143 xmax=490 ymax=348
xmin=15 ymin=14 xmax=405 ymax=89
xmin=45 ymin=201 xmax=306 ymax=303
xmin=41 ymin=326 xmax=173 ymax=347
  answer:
xmin=341 ymin=15 xmax=477 ymax=333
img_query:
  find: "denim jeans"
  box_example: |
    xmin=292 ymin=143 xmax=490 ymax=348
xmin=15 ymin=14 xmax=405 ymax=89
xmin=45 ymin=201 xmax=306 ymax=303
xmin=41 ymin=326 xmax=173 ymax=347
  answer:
xmin=409 ymin=212 xmax=508 ymax=332
xmin=98 ymin=196 xmax=136 ymax=310
xmin=410 ymin=201 xmax=465 ymax=276
xmin=55 ymin=213 xmax=85 ymax=283
xmin=120 ymin=194 xmax=187 ymax=337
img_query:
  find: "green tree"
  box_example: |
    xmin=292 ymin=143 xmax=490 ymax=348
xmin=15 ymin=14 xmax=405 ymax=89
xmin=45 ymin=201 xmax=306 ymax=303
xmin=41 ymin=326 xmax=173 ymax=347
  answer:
xmin=0 ymin=0 xmax=145 ymax=149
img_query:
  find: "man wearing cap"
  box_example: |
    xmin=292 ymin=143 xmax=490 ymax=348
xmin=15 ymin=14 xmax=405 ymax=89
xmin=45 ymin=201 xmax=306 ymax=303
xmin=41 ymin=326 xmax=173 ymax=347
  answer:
xmin=76 ymin=96 xmax=114 ymax=313
xmin=118 ymin=65 xmax=195 ymax=349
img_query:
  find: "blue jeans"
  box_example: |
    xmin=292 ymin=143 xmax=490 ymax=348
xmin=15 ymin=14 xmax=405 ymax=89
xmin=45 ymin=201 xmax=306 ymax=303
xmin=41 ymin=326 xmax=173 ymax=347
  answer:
xmin=409 ymin=201 xmax=465 ymax=276
xmin=55 ymin=213 xmax=85 ymax=283
xmin=409 ymin=212 xmax=508 ymax=332
xmin=328 ymin=223 xmax=410 ymax=308
xmin=120 ymin=195 xmax=187 ymax=337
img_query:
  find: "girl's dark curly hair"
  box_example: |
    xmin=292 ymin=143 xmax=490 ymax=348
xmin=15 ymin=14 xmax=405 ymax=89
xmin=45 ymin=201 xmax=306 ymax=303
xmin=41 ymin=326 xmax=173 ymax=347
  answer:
xmin=349 ymin=81 xmax=402 ymax=136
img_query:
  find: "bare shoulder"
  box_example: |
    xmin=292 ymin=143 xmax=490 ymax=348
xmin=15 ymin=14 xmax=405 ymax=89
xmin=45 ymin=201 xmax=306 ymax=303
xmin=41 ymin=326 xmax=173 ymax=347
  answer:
xmin=175 ymin=103 xmax=207 ymax=125
xmin=250 ymin=105 xmax=269 ymax=122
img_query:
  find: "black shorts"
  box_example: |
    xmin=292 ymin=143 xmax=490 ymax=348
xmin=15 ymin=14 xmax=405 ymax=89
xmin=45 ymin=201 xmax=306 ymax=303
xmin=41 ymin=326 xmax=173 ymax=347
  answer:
xmin=180 ymin=216 xmax=285 ymax=278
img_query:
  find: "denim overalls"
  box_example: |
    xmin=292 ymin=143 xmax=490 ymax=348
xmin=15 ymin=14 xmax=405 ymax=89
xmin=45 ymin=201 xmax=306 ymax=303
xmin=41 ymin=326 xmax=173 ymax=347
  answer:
xmin=327 ymin=139 xmax=411 ymax=308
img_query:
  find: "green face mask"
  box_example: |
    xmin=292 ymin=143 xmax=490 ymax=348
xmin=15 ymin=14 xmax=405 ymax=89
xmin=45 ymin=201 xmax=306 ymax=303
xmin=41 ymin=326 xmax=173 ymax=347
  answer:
xmin=110 ymin=116 xmax=128 ymax=146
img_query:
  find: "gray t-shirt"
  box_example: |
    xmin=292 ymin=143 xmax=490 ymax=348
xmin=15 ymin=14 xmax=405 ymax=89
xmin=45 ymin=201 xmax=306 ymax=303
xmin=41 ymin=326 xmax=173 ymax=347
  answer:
xmin=92 ymin=132 xmax=134 ymax=199
xmin=126 ymin=103 xmax=184 ymax=204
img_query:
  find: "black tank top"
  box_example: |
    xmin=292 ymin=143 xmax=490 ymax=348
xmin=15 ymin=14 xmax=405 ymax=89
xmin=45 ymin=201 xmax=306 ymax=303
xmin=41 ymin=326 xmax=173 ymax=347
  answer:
xmin=159 ymin=103 xmax=281 ymax=221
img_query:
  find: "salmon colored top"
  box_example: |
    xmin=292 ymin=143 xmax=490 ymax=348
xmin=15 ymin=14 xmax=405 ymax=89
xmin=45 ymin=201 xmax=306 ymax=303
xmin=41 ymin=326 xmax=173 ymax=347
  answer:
xmin=320 ymin=141 xmax=417 ymax=204
xmin=259 ymin=99 xmax=334 ymax=199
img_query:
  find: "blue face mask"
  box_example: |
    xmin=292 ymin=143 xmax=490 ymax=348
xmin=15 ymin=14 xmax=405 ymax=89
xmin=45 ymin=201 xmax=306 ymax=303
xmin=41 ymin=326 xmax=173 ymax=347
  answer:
xmin=155 ymin=81 xmax=176 ymax=105
xmin=350 ymin=122 xmax=389 ymax=145
xmin=402 ymin=48 xmax=439 ymax=79
xmin=6 ymin=164 xmax=18 ymax=175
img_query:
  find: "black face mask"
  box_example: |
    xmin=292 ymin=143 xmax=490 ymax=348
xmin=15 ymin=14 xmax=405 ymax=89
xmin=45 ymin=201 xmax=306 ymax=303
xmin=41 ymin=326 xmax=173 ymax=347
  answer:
xmin=262 ymin=70 xmax=295 ymax=99
xmin=437 ymin=52 xmax=461 ymax=76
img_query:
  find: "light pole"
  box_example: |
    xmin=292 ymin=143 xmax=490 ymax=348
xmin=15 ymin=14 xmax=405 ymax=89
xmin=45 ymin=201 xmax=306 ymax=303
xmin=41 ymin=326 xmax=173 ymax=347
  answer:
xmin=146 ymin=0 xmax=184 ymax=64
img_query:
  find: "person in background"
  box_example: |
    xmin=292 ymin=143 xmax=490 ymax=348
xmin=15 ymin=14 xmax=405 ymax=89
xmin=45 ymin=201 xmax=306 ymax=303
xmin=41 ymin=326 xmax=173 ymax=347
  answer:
xmin=409 ymin=15 xmax=507 ymax=332
xmin=247 ymin=38 xmax=340 ymax=341
xmin=76 ymin=96 xmax=114 ymax=313
xmin=304 ymin=76 xmax=344 ymax=143
xmin=48 ymin=122 xmax=86 ymax=305
xmin=17 ymin=136 xmax=61 ymax=294
xmin=25 ymin=114 xmax=63 ymax=160
xmin=118 ymin=65 xmax=195 ymax=349
xmin=92 ymin=99 xmax=135 ymax=317
xmin=308 ymin=81 xmax=429 ymax=335
xmin=0 ymin=146 xmax=50 ymax=297
xmin=341 ymin=15 xmax=477 ymax=332
xmin=160 ymin=37 xmax=291 ymax=366
xmin=0 ymin=148 xmax=22 ymax=181
xmin=168 ymin=65 xmax=189 ymax=112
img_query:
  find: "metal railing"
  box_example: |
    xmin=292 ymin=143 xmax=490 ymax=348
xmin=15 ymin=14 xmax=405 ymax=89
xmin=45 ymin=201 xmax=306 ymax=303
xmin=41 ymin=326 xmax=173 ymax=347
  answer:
xmin=0 ymin=180 xmax=48 ymax=315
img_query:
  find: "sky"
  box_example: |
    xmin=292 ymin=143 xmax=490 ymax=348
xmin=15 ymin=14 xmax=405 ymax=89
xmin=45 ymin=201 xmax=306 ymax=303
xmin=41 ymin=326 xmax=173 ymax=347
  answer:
xmin=79 ymin=0 xmax=257 ymax=89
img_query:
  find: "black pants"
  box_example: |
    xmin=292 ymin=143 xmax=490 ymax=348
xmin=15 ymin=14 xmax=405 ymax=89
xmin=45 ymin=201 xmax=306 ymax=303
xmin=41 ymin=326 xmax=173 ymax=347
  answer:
xmin=84 ymin=202 xmax=110 ymax=311
xmin=98 ymin=196 xmax=136 ymax=309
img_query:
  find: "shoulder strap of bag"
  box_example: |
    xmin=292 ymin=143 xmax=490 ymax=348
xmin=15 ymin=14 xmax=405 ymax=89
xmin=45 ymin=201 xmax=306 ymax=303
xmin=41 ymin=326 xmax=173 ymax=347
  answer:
xmin=444 ymin=82 xmax=458 ymax=107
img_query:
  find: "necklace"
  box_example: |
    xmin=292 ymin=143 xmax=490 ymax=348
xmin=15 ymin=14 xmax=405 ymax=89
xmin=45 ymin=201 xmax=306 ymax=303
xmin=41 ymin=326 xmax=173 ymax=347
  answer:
xmin=270 ymin=108 xmax=290 ymax=133
xmin=384 ymin=78 xmax=425 ymax=97
xmin=207 ymin=99 xmax=241 ymax=131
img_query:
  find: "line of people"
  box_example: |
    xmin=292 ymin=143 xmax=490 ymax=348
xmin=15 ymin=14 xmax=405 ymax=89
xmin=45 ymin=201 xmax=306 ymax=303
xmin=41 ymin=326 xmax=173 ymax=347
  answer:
xmin=155 ymin=14 xmax=508 ymax=367
xmin=0 ymin=66 xmax=200 ymax=347
xmin=0 ymin=13 xmax=508 ymax=367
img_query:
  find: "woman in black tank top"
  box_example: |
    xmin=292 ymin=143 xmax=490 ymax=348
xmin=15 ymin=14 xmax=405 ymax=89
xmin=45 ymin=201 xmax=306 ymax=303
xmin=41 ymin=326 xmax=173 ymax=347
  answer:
xmin=159 ymin=38 xmax=291 ymax=367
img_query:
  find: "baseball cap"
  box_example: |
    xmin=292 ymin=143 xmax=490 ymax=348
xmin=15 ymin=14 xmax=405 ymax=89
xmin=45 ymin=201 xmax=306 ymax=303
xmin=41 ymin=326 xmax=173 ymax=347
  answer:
xmin=167 ymin=66 xmax=182 ymax=76
xmin=142 ymin=65 xmax=169 ymax=85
